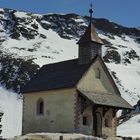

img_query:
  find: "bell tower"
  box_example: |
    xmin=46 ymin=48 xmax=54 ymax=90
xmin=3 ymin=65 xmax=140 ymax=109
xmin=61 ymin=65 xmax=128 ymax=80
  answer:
xmin=77 ymin=2 xmax=103 ymax=64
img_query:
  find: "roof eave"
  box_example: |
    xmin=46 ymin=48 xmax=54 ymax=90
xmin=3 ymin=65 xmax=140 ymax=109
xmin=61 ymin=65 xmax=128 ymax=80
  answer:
xmin=78 ymin=90 xmax=133 ymax=110
xmin=22 ymin=86 xmax=76 ymax=94
xmin=77 ymin=40 xmax=103 ymax=45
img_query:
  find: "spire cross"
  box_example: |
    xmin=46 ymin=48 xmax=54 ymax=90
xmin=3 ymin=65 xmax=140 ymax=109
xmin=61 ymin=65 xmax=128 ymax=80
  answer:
xmin=89 ymin=0 xmax=93 ymax=22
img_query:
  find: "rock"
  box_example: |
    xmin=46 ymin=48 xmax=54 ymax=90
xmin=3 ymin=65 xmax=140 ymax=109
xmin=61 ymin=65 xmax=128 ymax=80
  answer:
xmin=10 ymin=32 xmax=20 ymax=39
xmin=122 ymin=137 xmax=132 ymax=140
xmin=40 ymin=22 xmax=51 ymax=30
xmin=103 ymin=50 xmax=121 ymax=64
xmin=31 ymin=23 xmax=38 ymax=29
xmin=107 ymin=137 xmax=123 ymax=140
xmin=40 ymin=34 xmax=46 ymax=39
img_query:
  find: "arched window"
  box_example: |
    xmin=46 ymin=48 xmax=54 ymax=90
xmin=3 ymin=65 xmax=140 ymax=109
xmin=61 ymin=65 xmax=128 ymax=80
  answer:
xmin=37 ymin=98 xmax=44 ymax=115
xmin=95 ymin=68 xmax=101 ymax=79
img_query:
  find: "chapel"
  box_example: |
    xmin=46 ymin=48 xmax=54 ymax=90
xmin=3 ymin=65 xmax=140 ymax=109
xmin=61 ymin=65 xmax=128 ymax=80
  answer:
xmin=22 ymin=4 xmax=132 ymax=138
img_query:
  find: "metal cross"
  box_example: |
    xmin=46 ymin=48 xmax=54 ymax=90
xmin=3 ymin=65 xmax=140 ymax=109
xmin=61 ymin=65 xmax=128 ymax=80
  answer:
xmin=89 ymin=0 xmax=93 ymax=22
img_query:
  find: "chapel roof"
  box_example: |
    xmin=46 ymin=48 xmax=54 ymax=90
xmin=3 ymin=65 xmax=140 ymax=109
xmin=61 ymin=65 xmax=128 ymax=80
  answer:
xmin=21 ymin=58 xmax=92 ymax=93
xmin=78 ymin=90 xmax=132 ymax=109
xmin=77 ymin=22 xmax=103 ymax=45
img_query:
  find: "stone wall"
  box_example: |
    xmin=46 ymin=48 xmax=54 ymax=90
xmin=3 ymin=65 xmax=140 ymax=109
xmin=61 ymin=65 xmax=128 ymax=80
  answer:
xmin=22 ymin=88 xmax=76 ymax=134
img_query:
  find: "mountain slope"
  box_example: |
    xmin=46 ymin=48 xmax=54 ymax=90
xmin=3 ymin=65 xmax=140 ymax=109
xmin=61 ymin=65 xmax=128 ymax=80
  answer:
xmin=117 ymin=114 xmax=140 ymax=138
xmin=0 ymin=8 xmax=140 ymax=138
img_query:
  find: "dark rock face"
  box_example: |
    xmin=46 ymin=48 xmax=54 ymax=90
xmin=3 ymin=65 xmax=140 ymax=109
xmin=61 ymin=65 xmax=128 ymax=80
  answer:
xmin=40 ymin=34 xmax=46 ymax=39
xmin=133 ymin=100 xmax=140 ymax=112
xmin=10 ymin=32 xmax=20 ymax=39
xmin=40 ymin=22 xmax=51 ymax=30
xmin=124 ymin=49 xmax=140 ymax=60
xmin=122 ymin=137 xmax=132 ymax=140
xmin=123 ymin=49 xmax=140 ymax=64
xmin=2 ymin=9 xmax=39 ymax=40
xmin=103 ymin=50 xmax=121 ymax=64
xmin=40 ymin=13 xmax=87 ymax=40
xmin=94 ymin=18 xmax=140 ymax=43
xmin=0 ymin=52 xmax=39 ymax=93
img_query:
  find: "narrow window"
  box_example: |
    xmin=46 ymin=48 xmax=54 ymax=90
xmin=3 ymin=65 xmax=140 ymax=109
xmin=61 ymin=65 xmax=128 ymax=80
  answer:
xmin=83 ymin=116 xmax=88 ymax=125
xmin=95 ymin=68 xmax=100 ymax=79
xmin=37 ymin=98 xmax=44 ymax=115
xmin=105 ymin=118 xmax=109 ymax=127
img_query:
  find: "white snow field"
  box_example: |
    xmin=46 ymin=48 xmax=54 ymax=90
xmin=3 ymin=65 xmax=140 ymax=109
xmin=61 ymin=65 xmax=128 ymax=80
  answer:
xmin=0 ymin=86 xmax=22 ymax=138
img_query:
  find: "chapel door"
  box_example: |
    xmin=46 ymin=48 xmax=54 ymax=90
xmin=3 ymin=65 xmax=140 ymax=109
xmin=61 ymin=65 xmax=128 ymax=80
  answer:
xmin=93 ymin=112 xmax=102 ymax=137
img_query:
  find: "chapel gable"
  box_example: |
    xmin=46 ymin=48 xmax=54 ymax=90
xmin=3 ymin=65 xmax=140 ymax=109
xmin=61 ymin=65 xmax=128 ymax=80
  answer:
xmin=77 ymin=57 xmax=120 ymax=96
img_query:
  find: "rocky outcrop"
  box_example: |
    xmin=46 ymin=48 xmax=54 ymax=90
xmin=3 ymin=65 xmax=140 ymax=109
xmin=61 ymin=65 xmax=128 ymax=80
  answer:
xmin=0 ymin=52 xmax=39 ymax=93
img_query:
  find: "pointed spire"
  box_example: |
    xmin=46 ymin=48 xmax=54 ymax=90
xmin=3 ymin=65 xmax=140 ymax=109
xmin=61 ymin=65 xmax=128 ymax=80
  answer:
xmin=77 ymin=0 xmax=103 ymax=45
xmin=89 ymin=1 xmax=93 ymax=23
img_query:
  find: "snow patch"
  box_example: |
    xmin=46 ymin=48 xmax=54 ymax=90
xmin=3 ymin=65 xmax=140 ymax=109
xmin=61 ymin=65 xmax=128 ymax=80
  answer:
xmin=9 ymin=133 xmax=104 ymax=140
xmin=0 ymin=86 xmax=22 ymax=138
xmin=117 ymin=114 xmax=140 ymax=138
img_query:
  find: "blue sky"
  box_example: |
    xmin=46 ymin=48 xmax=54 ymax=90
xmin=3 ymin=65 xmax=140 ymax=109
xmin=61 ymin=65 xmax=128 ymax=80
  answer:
xmin=0 ymin=0 xmax=139 ymax=27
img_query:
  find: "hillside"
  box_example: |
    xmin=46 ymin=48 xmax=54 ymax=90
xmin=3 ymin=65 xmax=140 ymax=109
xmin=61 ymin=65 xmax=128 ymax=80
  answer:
xmin=0 ymin=8 xmax=140 ymax=138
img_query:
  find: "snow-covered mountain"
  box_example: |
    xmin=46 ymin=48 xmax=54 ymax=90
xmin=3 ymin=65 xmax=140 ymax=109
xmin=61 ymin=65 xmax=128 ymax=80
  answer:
xmin=0 ymin=8 xmax=140 ymax=138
